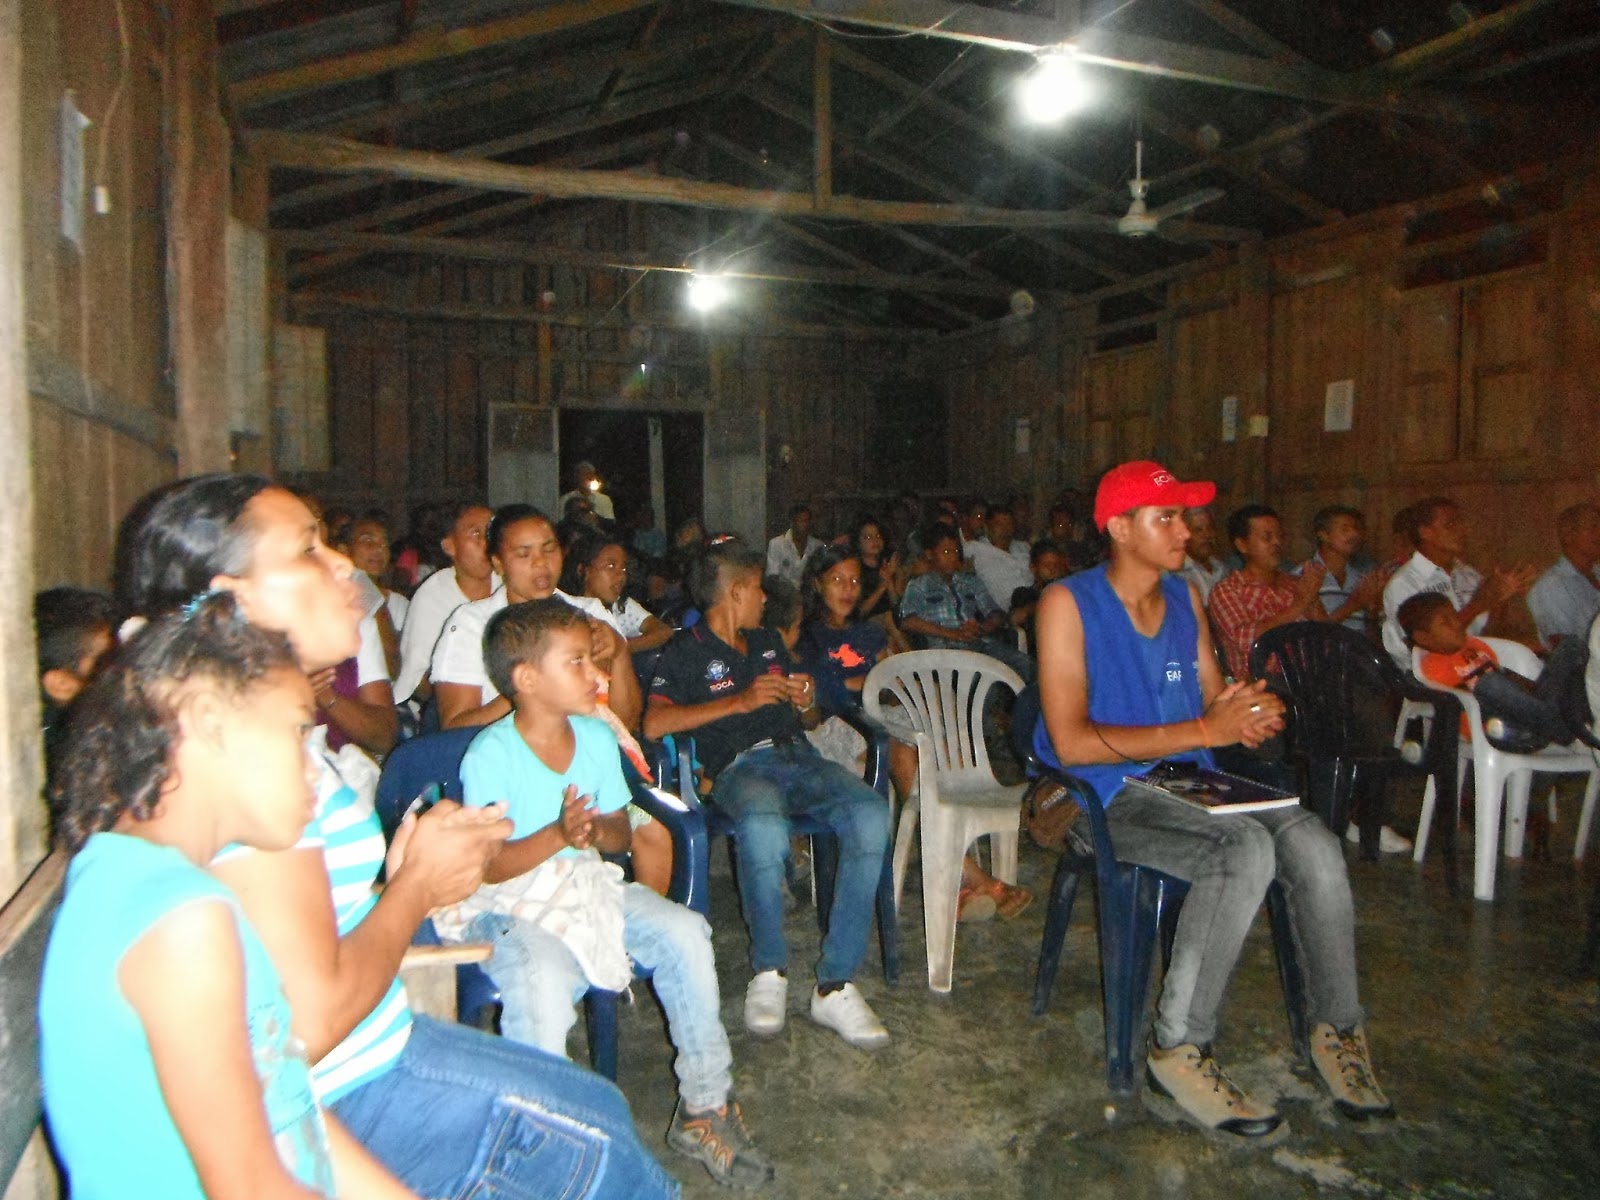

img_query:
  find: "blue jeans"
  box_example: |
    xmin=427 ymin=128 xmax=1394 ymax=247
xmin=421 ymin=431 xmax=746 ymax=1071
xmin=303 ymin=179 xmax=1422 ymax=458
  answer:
xmin=1104 ymin=786 xmax=1363 ymax=1050
xmin=330 ymin=1016 xmax=678 ymax=1200
xmin=468 ymin=883 xmax=734 ymax=1111
xmin=712 ymin=741 xmax=891 ymax=985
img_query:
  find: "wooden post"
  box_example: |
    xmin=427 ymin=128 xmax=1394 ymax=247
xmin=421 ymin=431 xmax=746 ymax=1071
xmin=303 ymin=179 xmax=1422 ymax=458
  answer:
xmin=168 ymin=0 xmax=232 ymax=474
xmin=813 ymin=32 xmax=832 ymax=209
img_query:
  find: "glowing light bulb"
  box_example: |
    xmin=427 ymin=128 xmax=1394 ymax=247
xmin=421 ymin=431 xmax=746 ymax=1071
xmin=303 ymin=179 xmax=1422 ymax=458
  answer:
xmin=686 ymin=273 xmax=731 ymax=313
xmin=1017 ymin=50 xmax=1088 ymax=124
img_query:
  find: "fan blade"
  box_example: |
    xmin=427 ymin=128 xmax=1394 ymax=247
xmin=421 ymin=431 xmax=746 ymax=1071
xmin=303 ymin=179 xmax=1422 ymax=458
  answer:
xmin=1158 ymin=219 xmax=1262 ymax=244
xmin=1148 ymin=187 xmax=1225 ymax=223
xmin=1051 ymin=212 xmax=1124 ymax=234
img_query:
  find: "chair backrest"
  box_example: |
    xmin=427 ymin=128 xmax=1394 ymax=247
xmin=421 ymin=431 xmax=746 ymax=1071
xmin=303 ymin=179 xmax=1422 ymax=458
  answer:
xmin=862 ymin=649 xmax=1022 ymax=788
xmin=1 ymin=853 xmax=66 ymax=1187
xmin=1481 ymin=636 xmax=1542 ymax=679
xmin=375 ymin=726 xmax=482 ymax=837
xmin=1250 ymin=622 xmax=1399 ymax=757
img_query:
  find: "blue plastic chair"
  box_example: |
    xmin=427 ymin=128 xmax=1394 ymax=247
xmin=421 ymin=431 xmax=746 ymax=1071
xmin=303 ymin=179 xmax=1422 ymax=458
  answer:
xmin=1015 ymin=685 xmax=1309 ymax=1098
xmin=654 ymin=708 xmax=900 ymax=986
xmin=375 ymin=726 xmax=708 ymax=1079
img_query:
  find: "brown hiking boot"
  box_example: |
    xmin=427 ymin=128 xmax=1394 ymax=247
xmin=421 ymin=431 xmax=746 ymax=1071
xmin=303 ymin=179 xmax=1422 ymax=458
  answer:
xmin=1310 ymin=1023 xmax=1395 ymax=1121
xmin=1145 ymin=1043 xmax=1284 ymax=1139
xmin=667 ymin=1098 xmax=776 ymax=1189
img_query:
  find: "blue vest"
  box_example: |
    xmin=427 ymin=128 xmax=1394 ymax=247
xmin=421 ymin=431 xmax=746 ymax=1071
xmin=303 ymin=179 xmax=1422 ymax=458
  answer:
xmin=1032 ymin=565 xmax=1213 ymax=805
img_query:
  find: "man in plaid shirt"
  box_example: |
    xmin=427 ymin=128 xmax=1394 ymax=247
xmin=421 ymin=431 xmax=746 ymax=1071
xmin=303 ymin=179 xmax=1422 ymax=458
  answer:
xmin=1207 ymin=504 xmax=1326 ymax=681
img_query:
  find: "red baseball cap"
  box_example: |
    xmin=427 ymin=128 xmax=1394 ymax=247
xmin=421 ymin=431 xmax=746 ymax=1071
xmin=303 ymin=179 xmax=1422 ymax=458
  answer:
xmin=1093 ymin=461 xmax=1216 ymax=531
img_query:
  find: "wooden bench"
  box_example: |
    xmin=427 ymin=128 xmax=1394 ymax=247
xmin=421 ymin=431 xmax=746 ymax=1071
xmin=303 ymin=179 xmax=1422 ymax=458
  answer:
xmin=1 ymin=853 xmax=66 ymax=1197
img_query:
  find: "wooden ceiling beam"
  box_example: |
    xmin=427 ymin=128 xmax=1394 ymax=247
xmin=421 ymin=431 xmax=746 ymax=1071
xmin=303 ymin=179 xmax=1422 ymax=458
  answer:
xmin=304 ymin=23 xmax=761 ymax=138
xmin=591 ymin=1 xmax=671 ymax=114
xmin=274 ymin=228 xmax=1028 ymax=300
xmin=287 ymin=291 xmax=931 ymax=340
xmin=231 ymin=0 xmax=656 ymax=107
xmin=718 ymin=0 xmax=1431 ymax=112
xmin=271 ymin=78 xmax=720 ymax=215
xmin=250 ymin=127 xmax=1168 ymax=230
xmin=1174 ymin=0 xmax=1302 ymax=64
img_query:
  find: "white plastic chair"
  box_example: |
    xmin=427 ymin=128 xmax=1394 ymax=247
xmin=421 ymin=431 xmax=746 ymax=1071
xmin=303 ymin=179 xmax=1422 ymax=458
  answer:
xmin=862 ymin=649 xmax=1025 ymax=993
xmin=1411 ymin=638 xmax=1600 ymax=901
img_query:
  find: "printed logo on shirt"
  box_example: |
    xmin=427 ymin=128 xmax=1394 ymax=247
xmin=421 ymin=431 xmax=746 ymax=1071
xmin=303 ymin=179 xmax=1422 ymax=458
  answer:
xmin=831 ymin=643 xmax=868 ymax=669
xmin=707 ymin=659 xmax=730 ymax=682
xmin=1165 ymin=661 xmax=1184 ymax=684
xmin=760 ymin=649 xmax=777 ymax=660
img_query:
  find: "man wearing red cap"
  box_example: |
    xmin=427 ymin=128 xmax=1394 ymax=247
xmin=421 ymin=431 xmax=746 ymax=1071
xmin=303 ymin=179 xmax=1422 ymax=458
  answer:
xmin=1032 ymin=461 xmax=1391 ymax=1140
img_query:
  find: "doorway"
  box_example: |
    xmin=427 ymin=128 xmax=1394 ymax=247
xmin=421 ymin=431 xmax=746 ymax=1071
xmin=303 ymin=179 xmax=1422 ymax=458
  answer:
xmin=558 ymin=409 xmax=704 ymax=539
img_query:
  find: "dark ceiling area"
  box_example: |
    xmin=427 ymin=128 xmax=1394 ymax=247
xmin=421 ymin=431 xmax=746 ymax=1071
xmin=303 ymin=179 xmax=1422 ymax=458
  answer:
xmin=221 ymin=0 xmax=1600 ymax=333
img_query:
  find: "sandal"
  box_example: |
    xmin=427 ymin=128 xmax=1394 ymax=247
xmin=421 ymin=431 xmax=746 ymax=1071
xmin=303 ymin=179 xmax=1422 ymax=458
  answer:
xmin=972 ymin=876 xmax=1033 ymax=920
xmin=957 ymin=885 xmax=998 ymax=922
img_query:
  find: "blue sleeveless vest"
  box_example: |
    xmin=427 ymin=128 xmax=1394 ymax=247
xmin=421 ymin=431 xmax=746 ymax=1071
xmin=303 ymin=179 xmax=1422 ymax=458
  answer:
xmin=1032 ymin=565 xmax=1213 ymax=805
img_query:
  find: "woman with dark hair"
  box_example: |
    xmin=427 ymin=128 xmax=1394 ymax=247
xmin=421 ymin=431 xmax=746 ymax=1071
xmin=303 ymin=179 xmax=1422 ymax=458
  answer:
xmin=851 ymin=515 xmax=903 ymax=623
xmin=799 ymin=544 xmax=1032 ymax=923
xmin=571 ymin=534 xmax=674 ymax=656
xmin=118 ymin=475 xmax=679 ymax=1200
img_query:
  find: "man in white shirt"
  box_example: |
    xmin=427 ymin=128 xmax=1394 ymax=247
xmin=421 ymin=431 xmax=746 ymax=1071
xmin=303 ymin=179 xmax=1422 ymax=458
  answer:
xmin=1527 ymin=502 xmax=1600 ymax=649
xmin=1179 ymin=507 xmax=1228 ymax=605
xmin=1381 ymin=496 xmax=1534 ymax=667
xmin=557 ymin=460 xmax=615 ymax=522
xmin=766 ymin=504 xmax=824 ymax=587
xmin=393 ymin=502 xmax=499 ymax=703
xmin=966 ymin=503 xmax=1034 ymax=615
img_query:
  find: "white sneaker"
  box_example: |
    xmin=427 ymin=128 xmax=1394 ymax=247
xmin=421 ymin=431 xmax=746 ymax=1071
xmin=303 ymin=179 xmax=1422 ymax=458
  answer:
xmin=808 ymin=983 xmax=890 ymax=1049
xmin=744 ymin=970 xmax=788 ymax=1035
xmin=1345 ymin=823 xmax=1413 ymax=854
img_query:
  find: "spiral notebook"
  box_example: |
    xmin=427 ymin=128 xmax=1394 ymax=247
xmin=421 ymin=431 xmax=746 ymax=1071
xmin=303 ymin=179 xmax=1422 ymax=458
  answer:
xmin=1123 ymin=760 xmax=1299 ymax=815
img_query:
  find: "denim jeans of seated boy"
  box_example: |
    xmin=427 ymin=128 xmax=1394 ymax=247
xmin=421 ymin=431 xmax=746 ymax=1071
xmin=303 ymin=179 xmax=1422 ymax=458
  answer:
xmin=712 ymin=739 xmax=891 ymax=984
xmin=467 ymin=882 xmax=734 ymax=1112
xmin=330 ymin=1015 xmax=679 ymax=1200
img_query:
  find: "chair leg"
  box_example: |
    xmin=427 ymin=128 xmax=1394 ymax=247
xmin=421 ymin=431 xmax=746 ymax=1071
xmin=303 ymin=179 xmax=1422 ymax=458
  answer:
xmin=874 ymin=843 xmax=900 ymax=987
xmin=1265 ymin=883 xmax=1310 ymax=1062
xmin=1503 ymin=772 xmax=1533 ymax=861
xmin=891 ymin=787 xmax=920 ymax=915
xmin=989 ymin=829 xmax=1020 ymax=887
xmin=1413 ymin=776 xmax=1436 ymax=864
xmin=1100 ymin=870 xmax=1164 ymax=1098
xmin=1573 ymin=772 xmax=1599 ymax=862
xmin=585 ymin=989 xmax=620 ymax=1081
xmin=1473 ymin=762 xmax=1507 ymax=902
xmin=1032 ymin=853 xmax=1084 ymax=1016
xmin=921 ymin=803 xmax=968 ymax=994
xmin=812 ymin=834 xmax=839 ymax=940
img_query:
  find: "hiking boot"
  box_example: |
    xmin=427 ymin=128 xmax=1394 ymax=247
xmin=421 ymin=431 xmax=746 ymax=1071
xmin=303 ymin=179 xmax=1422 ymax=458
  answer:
xmin=1310 ymin=1023 xmax=1395 ymax=1121
xmin=743 ymin=970 xmax=788 ymax=1036
xmin=808 ymin=982 xmax=891 ymax=1049
xmin=1145 ymin=1043 xmax=1283 ymax=1139
xmin=667 ymin=1098 xmax=776 ymax=1189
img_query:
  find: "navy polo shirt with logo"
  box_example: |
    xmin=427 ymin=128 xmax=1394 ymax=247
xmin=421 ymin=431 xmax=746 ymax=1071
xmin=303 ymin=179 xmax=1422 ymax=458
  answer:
xmin=649 ymin=624 xmax=801 ymax=778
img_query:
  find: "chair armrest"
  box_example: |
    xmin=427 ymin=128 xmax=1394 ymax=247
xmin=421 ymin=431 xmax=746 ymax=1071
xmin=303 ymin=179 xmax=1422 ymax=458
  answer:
xmin=400 ymin=942 xmax=493 ymax=969
xmin=630 ymin=779 xmax=711 ymax=916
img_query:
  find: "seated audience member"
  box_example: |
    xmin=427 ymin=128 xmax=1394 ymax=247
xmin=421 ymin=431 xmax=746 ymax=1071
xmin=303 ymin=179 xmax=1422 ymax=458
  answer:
xmin=799 ymin=547 xmax=1030 ymax=921
xmin=431 ymin=505 xmax=671 ymax=896
xmin=559 ymin=460 xmax=615 ymax=523
xmin=42 ymin=595 xmax=396 ymax=1198
xmin=1402 ymin=591 xmax=1595 ymax=751
xmin=966 ymin=503 xmax=1035 ymax=628
xmin=393 ymin=501 xmax=498 ymax=705
xmin=571 ymin=533 xmax=674 ymax=657
xmin=35 ymin=587 xmax=116 ymax=785
xmin=1297 ymin=506 xmax=1384 ymax=632
xmin=852 ymin=515 xmax=903 ymax=622
xmin=1008 ymin=540 xmax=1073 ymax=655
xmin=315 ymin=607 xmax=400 ymax=757
xmin=335 ymin=511 xmax=408 ymax=677
xmin=957 ymin=499 xmax=988 ymax=555
xmin=898 ymin=523 xmax=1035 ymax=682
xmin=118 ymin=475 xmax=673 ymax=1199
xmin=766 ymin=503 xmax=824 ymax=587
xmin=1381 ymin=496 xmax=1535 ymax=669
xmin=1526 ymin=501 xmax=1600 ymax=649
xmin=450 ymin=599 xmax=773 ymax=1189
xmin=1205 ymin=505 xmax=1328 ymax=682
xmin=644 ymin=543 xmax=894 ymax=1048
xmin=1009 ymin=493 xmax=1035 ymax=544
xmin=628 ymin=501 xmax=669 ymax=563
xmin=1034 ymin=459 xmax=1392 ymax=1140
xmin=1180 ymin=508 xmax=1228 ymax=605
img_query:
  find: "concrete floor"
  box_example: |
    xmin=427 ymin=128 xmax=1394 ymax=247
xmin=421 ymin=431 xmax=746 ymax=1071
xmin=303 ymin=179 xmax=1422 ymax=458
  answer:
xmin=600 ymin=780 xmax=1600 ymax=1200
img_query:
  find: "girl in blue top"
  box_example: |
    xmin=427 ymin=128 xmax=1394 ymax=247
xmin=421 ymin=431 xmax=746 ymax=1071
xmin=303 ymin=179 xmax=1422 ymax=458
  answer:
xmin=40 ymin=593 xmax=413 ymax=1199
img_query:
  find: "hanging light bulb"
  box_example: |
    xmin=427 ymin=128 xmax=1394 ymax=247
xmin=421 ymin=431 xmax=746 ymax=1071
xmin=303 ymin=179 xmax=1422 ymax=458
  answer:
xmin=1016 ymin=49 xmax=1088 ymax=124
xmin=686 ymin=273 xmax=731 ymax=313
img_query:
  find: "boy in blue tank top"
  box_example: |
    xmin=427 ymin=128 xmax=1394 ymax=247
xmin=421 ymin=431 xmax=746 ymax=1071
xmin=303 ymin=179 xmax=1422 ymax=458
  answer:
xmin=1033 ymin=461 xmax=1393 ymax=1140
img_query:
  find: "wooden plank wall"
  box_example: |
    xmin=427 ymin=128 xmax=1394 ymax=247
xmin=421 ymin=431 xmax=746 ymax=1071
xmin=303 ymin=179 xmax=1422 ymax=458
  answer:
xmin=284 ymin=252 xmax=915 ymax=542
xmin=939 ymin=172 xmax=1600 ymax=638
xmin=20 ymin=0 xmax=180 ymax=589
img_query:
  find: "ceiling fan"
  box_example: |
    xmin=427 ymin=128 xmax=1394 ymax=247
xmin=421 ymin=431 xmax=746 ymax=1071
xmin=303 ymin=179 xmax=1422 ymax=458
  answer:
xmin=1115 ymin=138 xmax=1225 ymax=239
